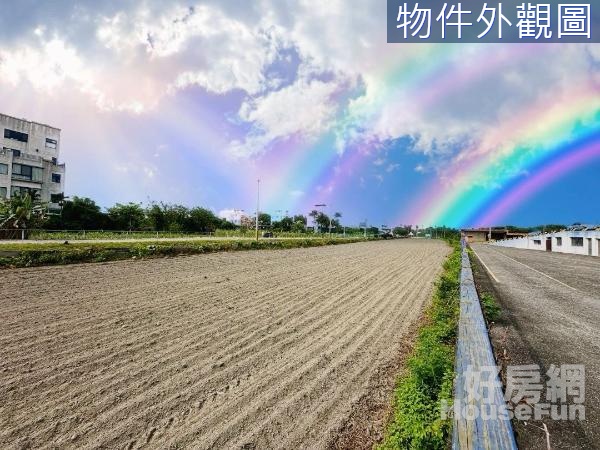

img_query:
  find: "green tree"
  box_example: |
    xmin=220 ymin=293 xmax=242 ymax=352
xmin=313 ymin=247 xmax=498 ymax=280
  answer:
xmin=273 ymin=216 xmax=294 ymax=232
xmin=291 ymin=220 xmax=306 ymax=233
xmin=163 ymin=204 xmax=189 ymax=232
xmin=218 ymin=217 xmax=236 ymax=230
xmin=46 ymin=196 xmax=107 ymax=230
xmin=185 ymin=207 xmax=222 ymax=232
xmin=331 ymin=212 xmax=342 ymax=230
xmin=308 ymin=210 xmax=319 ymax=231
xmin=393 ymin=226 xmax=410 ymax=237
xmin=258 ymin=212 xmax=271 ymax=229
xmin=107 ymin=202 xmax=145 ymax=230
xmin=368 ymin=226 xmax=379 ymax=235
xmin=315 ymin=212 xmax=330 ymax=232
xmin=146 ymin=203 xmax=167 ymax=231
xmin=293 ymin=214 xmax=307 ymax=225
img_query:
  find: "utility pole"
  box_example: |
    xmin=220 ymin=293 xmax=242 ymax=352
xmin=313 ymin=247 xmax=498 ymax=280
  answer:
xmin=256 ymin=179 xmax=260 ymax=241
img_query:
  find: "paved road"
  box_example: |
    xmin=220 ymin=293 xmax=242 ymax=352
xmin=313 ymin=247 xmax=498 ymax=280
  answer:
xmin=471 ymin=244 xmax=600 ymax=449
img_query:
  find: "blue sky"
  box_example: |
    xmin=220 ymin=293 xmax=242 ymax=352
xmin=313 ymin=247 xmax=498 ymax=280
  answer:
xmin=0 ymin=1 xmax=598 ymax=227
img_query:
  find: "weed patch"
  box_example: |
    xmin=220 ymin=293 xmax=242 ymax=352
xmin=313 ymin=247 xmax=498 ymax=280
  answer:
xmin=479 ymin=293 xmax=501 ymax=323
xmin=379 ymin=241 xmax=461 ymax=449
xmin=466 ymin=248 xmax=502 ymax=324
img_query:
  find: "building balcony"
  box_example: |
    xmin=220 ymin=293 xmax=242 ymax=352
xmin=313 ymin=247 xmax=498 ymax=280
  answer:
xmin=11 ymin=173 xmax=42 ymax=183
xmin=14 ymin=152 xmax=43 ymax=165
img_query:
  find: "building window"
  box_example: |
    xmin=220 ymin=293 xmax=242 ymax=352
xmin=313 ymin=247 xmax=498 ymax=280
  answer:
xmin=50 ymin=193 xmax=63 ymax=203
xmin=10 ymin=186 xmax=40 ymax=199
xmin=12 ymin=163 xmax=43 ymax=182
xmin=12 ymin=149 xmax=21 ymax=157
xmin=571 ymin=237 xmax=584 ymax=247
xmin=51 ymin=173 xmax=61 ymax=183
xmin=4 ymin=129 xmax=28 ymax=142
xmin=556 ymin=237 xmax=562 ymax=246
xmin=533 ymin=239 xmax=541 ymax=245
xmin=45 ymin=138 xmax=57 ymax=149
xmin=0 ymin=163 xmax=7 ymax=175
xmin=0 ymin=187 xmax=6 ymax=199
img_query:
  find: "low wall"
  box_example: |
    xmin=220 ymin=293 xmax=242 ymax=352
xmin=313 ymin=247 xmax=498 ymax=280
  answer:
xmin=492 ymin=230 xmax=600 ymax=257
xmin=452 ymin=242 xmax=517 ymax=449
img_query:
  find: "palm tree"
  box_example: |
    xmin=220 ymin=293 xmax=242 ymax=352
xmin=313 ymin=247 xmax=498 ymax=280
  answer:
xmin=332 ymin=212 xmax=342 ymax=231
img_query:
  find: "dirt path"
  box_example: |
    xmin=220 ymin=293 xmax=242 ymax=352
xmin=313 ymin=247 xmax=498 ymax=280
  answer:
xmin=0 ymin=239 xmax=448 ymax=449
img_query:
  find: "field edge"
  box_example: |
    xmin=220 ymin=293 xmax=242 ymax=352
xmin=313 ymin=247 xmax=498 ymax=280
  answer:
xmin=0 ymin=237 xmax=374 ymax=269
xmin=377 ymin=240 xmax=461 ymax=449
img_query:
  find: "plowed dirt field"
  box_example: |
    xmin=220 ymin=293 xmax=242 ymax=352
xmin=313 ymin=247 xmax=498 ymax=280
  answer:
xmin=0 ymin=239 xmax=448 ymax=449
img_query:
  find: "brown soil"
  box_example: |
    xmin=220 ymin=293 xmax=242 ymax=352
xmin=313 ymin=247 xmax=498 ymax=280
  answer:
xmin=0 ymin=239 xmax=448 ymax=449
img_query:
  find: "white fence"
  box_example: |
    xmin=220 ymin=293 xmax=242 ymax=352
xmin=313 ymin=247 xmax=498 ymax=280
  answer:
xmin=492 ymin=230 xmax=600 ymax=257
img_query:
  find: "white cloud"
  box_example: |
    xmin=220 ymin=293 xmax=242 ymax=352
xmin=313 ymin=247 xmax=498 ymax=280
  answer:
xmin=0 ymin=38 xmax=88 ymax=91
xmin=218 ymin=208 xmax=240 ymax=222
xmin=230 ymin=77 xmax=344 ymax=157
xmin=386 ymin=163 xmax=400 ymax=173
xmin=0 ymin=0 xmax=597 ymax=169
xmin=113 ymin=162 xmax=158 ymax=179
xmin=0 ymin=3 xmax=283 ymax=112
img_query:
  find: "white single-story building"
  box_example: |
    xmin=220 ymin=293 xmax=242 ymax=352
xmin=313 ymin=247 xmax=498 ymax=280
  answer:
xmin=492 ymin=226 xmax=600 ymax=257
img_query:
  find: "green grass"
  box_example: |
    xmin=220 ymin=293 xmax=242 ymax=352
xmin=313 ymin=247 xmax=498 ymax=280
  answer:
xmin=466 ymin=248 xmax=502 ymax=324
xmin=27 ymin=230 xmax=213 ymax=240
xmin=479 ymin=293 xmax=501 ymax=323
xmin=378 ymin=241 xmax=461 ymax=450
xmin=0 ymin=237 xmax=371 ymax=269
xmin=22 ymin=229 xmax=373 ymax=240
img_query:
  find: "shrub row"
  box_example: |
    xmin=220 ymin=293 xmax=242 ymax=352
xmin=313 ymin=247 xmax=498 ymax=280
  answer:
xmin=0 ymin=237 xmax=371 ymax=269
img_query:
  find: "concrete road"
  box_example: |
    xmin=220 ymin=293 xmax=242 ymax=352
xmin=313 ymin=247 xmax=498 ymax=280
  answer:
xmin=471 ymin=244 xmax=600 ymax=449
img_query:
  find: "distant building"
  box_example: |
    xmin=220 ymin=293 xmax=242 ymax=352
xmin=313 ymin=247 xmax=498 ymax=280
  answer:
xmin=493 ymin=225 xmax=600 ymax=257
xmin=239 ymin=215 xmax=255 ymax=229
xmin=462 ymin=228 xmax=528 ymax=243
xmin=0 ymin=113 xmax=65 ymax=210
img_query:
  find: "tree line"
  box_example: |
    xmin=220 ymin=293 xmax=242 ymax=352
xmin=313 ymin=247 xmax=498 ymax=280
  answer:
xmin=0 ymin=195 xmax=345 ymax=233
xmin=44 ymin=197 xmax=235 ymax=232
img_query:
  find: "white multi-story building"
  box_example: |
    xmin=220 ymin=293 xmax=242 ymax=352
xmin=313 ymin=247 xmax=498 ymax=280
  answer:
xmin=0 ymin=113 xmax=65 ymax=210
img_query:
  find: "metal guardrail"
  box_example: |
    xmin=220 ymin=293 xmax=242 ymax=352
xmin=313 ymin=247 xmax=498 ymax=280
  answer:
xmin=452 ymin=242 xmax=518 ymax=450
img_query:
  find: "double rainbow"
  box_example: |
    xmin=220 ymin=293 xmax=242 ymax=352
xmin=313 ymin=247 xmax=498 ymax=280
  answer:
xmin=254 ymin=44 xmax=599 ymax=227
xmin=406 ymin=84 xmax=600 ymax=227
